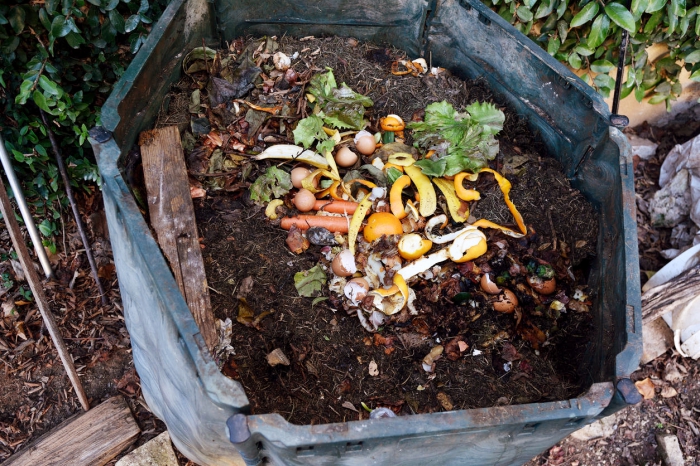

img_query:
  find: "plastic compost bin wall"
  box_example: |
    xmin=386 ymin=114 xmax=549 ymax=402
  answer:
xmin=90 ymin=0 xmax=642 ymax=464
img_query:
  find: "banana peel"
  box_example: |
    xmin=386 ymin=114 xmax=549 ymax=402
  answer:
xmin=432 ymin=178 xmax=469 ymax=223
xmin=404 ymin=165 xmax=436 ymax=217
xmin=301 ymin=169 xmax=340 ymax=193
xmin=348 ymin=196 xmax=373 ymax=255
xmin=254 ymin=144 xmax=330 ymax=169
xmin=390 ymin=175 xmax=411 ymax=219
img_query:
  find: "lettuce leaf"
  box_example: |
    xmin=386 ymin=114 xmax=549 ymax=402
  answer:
xmin=249 ymin=166 xmax=292 ymax=203
xmin=308 ymin=68 xmax=373 ymax=130
xmin=293 ymin=115 xmax=327 ymax=149
xmin=408 ymin=101 xmax=505 ymax=177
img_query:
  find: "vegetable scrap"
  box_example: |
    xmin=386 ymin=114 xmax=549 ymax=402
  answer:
xmin=150 ymin=36 xmax=599 ymax=424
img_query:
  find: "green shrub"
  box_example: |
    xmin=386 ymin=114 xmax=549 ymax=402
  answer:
xmin=482 ymin=0 xmax=700 ymax=110
xmin=0 ymin=0 xmax=167 ymax=239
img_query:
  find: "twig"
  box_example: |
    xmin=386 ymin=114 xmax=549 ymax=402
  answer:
xmin=0 ymin=173 xmax=90 ymax=411
xmin=547 ymin=208 xmax=557 ymax=251
xmin=40 ymin=110 xmax=108 ymax=306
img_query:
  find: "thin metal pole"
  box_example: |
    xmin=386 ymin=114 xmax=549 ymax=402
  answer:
xmin=0 ymin=134 xmax=54 ymax=279
xmin=40 ymin=111 xmax=108 ymax=306
xmin=0 ymin=172 xmax=90 ymax=411
xmin=611 ymin=29 xmax=630 ymax=115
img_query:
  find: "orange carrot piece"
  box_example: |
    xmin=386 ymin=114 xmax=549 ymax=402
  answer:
xmin=281 ymin=215 xmax=356 ymax=232
xmin=313 ymin=200 xmax=359 ymax=214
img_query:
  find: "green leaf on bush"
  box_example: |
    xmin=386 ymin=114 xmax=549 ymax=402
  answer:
xmin=591 ymin=59 xmax=616 ymax=73
xmin=632 ymin=0 xmax=649 ymax=15
xmin=605 ymin=3 xmax=636 ymax=32
xmin=685 ymin=50 xmax=700 ymax=63
xmin=33 ymin=91 xmax=50 ymax=113
xmin=535 ymin=0 xmax=554 ymax=19
xmin=671 ymin=0 xmax=686 ymax=16
xmin=666 ymin=7 xmax=678 ymax=35
xmin=547 ymin=37 xmax=561 ymax=55
xmin=635 ymin=85 xmax=646 ymax=102
xmin=51 ymin=15 xmax=71 ymax=38
xmin=575 ymin=45 xmax=595 ymax=56
xmin=125 ymin=15 xmax=141 ymax=33
xmin=587 ymin=14 xmax=611 ymax=49
xmin=109 ymin=10 xmax=126 ymax=34
xmin=594 ymin=73 xmax=615 ymax=89
xmin=644 ymin=10 xmax=665 ymax=33
xmin=557 ymin=0 xmax=569 ymax=18
xmin=517 ymin=5 xmax=534 ymax=22
xmin=557 ymin=20 xmax=569 ymax=43
xmin=571 ymin=2 xmax=599 ymax=27
xmin=648 ymin=93 xmax=668 ymax=104
xmin=568 ymin=52 xmax=582 ymax=69
xmin=645 ymin=0 xmax=667 ymax=12
xmin=38 ymin=76 xmax=61 ymax=97
xmin=8 ymin=6 xmax=26 ymax=34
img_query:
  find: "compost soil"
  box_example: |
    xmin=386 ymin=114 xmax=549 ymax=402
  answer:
xmin=154 ymin=36 xmax=599 ymax=425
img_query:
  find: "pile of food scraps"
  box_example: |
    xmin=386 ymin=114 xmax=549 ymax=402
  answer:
xmin=147 ymin=36 xmax=599 ymax=425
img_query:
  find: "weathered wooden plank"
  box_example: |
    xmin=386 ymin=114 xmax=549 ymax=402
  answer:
xmin=139 ymin=126 xmax=217 ymax=352
xmin=2 ymin=396 xmax=139 ymax=466
xmin=642 ymin=265 xmax=700 ymax=324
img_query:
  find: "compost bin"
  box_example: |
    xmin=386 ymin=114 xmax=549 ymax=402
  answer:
xmin=89 ymin=0 xmax=642 ymax=464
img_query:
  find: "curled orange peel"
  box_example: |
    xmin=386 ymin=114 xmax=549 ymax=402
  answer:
xmin=390 ymin=175 xmax=411 ymax=219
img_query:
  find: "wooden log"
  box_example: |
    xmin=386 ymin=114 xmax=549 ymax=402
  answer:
xmin=0 ymin=175 xmax=89 ymax=411
xmin=642 ymin=265 xmax=700 ymax=324
xmin=139 ymin=126 xmax=217 ymax=352
xmin=2 ymin=396 xmax=139 ymax=466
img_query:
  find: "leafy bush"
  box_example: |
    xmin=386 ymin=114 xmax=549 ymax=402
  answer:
xmin=0 ymin=0 xmax=167 ymax=239
xmin=482 ymin=0 xmax=700 ymax=110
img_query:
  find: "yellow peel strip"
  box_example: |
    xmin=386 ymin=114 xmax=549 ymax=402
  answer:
xmin=325 ymin=151 xmax=341 ymax=180
xmin=404 ymin=165 xmax=436 ymax=217
xmin=432 ymin=178 xmax=469 ymax=223
xmin=348 ymin=196 xmax=373 ymax=255
xmin=301 ymin=169 xmax=339 ymax=193
xmin=387 ymin=153 xmax=416 ymax=167
xmin=265 ymin=200 xmax=284 ymax=220
xmin=390 ymin=175 xmax=411 ymax=219
xmin=471 ymin=219 xmax=525 ymax=238
xmin=454 ymin=173 xmax=481 ymax=202
xmin=479 ymin=168 xmax=527 ymax=235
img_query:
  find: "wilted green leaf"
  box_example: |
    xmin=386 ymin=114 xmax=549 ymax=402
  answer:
xmin=386 ymin=167 xmax=404 ymax=185
xmin=605 ymin=3 xmax=637 ymax=32
xmin=571 ymin=2 xmax=599 ymax=27
xmin=294 ymin=265 xmax=327 ymax=297
xmin=249 ymin=166 xmax=293 ymax=203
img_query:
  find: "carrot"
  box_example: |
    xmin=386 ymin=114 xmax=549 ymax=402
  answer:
xmin=313 ymin=199 xmax=359 ymax=214
xmin=281 ymin=215 xmax=358 ymax=232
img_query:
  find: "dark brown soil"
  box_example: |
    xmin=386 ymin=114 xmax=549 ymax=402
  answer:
xmin=161 ymin=36 xmax=602 ymax=425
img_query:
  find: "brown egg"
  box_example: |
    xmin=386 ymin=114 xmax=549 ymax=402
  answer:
xmin=527 ymin=275 xmax=557 ymax=295
xmin=344 ymin=277 xmax=370 ymax=302
xmin=480 ymin=274 xmax=501 ymax=295
xmin=355 ymin=135 xmax=377 ymax=155
xmin=291 ymin=167 xmax=312 ymax=189
xmin=335 ymin=146 xmax=359 ymax=167
xmin=332 ymin=249 xmax=357 ymax=277
xmin=293 ymin=188 xmax=316 ymax=212
xmin=492 ymin=289 xmax=518 ymax=313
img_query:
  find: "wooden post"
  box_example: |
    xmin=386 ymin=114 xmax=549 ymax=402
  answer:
xmin=642 ymin=265 xmax=700 ymax=324
xmin=0 ymin=174 xmax=90 ymax=411
xmin=139 ymin=126 xmax=217 ymax=352
xmin=3 ymin=396 xmax=139 ymax=466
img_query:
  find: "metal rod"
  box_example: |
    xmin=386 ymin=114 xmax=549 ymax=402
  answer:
xmin=0 ymin=172 xmax=90 ymax=411
xmin=40 ymin=111 xmax=109 ymax=306
xmin=0 ymin=134 xmax=54 ymax=279
xmin=612 ymin=30 xmax=630 ymax=115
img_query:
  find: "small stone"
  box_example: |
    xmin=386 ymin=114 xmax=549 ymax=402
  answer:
xmin=115 ymin=431 xmax=177 ymax=466
xmin=571 ymin=413 xmax=619 ymax=441
xmin=656 ymin=434 xmax=685 ymax=466
xmin=627 ymin=134 xmax=658 ymax=160
xmin=266 ymin=348 xmax=290 ymax=367
xmin=649 ymin=169 xmax=691 ymax=228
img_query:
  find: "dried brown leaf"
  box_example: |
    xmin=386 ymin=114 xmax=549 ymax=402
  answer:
xmin=635 ymin=378 xmax=656 ymax=400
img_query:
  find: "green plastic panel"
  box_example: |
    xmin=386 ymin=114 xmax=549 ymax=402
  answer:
xmin=94 ymin=0 xmax=642 ymax=464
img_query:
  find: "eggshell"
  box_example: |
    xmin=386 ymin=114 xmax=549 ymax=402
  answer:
xmin=294 ymin=189 xmax=316 ymax=212
xmin=291 ymin=167 xmax=312 ymax=189
xmin=344 ymin=277 xmax=370 ymax=302
xmin=335 ymin=147 xmax=359 ymax=167
xmin=492 ymin=289 xmax=518 ymax=313
xmin=355 ymin=135 xmax=377 ymax=155
xmin=332 ymin=250 xmax=357 ymax=277
xmin=527 ymin=275 xmax=557 ymax=295
xmin=480 ymin=274 xmax=501 ymax=295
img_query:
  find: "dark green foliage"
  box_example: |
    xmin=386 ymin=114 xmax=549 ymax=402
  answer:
xmin=0 ymin=0 xmax=167 ymax=237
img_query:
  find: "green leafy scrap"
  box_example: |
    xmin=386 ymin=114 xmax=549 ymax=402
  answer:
xmin=293 ymin=115 xmax=327 ymax=149
xmin=408 ymin=101 xmax=505 ymax=177
xmin=249 ymin=166 xmax=292 ymax=203
xmin=308 ymin=68 xmax=373 ymax=130
xmin=294 ymin=264 xmax=327 ymax=297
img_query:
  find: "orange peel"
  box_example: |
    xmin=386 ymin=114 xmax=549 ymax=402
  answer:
xmin=390 ymin=175 xmax=411 ymax=219
xmin=454 ymin=173 xmax=481 ymax=202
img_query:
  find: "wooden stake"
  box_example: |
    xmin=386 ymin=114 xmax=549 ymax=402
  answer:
xmin=3 ymin=396 xmax=138 ymax=466
xmin=139 ymin=126 xmax=217 ymax=352
xmin=0 ymin=174 xmax=90 ymax=411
